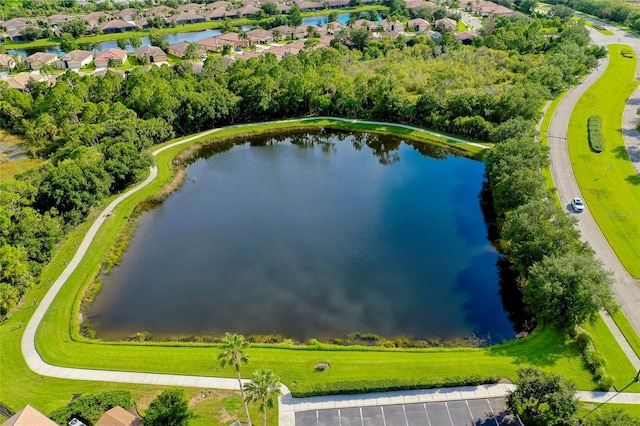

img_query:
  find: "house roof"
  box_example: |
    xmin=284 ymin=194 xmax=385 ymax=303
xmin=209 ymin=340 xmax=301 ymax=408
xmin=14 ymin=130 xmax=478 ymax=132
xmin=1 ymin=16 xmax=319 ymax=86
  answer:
xmin=60 ymin=49 xmax=93 ymax=61
xmin=98 ymin=19 xmax=136 ymax=31
xmin=134 ymin=45 xmax=166 ymax=56
xmin=94 ymin=406 xmax=141 ymax=426
xmin=168 ymin=41 xmax=190 ymax=53
xmin=25 ymin=52 xmax=58 ymax=63
xmin=238 ymin=4 xmax=261 ymax=15
xmin=113 ymin=8 xmax=140 ymax=19
xmin=171 ymin=12 xmax=203 ymax=22
xmin=196 ymin=37 xmax=223 ymax=48
xmin=94 ymin=48 xmax=128 ymax=61
xmin=0 ymin=53 xmax=16 ymax=66
xmin=1 ymin=404 xmax=57 ymax=426
xmin=247 ymin=28 xmax=272 ymax=39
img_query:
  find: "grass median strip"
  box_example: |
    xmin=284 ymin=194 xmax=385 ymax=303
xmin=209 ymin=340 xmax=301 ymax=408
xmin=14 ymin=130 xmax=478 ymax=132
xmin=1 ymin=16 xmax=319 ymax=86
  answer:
xmin=567 ymin=44 xmax=640 ymax=278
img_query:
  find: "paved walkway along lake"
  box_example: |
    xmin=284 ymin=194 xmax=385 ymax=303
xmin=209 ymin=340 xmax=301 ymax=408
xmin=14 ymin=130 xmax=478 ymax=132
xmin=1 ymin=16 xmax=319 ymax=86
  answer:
xmin=17 ymin=117 xmax=640 ymax=425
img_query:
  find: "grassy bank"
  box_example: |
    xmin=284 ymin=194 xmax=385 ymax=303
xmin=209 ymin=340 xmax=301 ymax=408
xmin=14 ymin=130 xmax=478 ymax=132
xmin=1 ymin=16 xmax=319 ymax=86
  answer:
xmin=567 ymin=44 xmax=640 ymax=278
xmin=0 ymin=118 xmax=631 ymax=421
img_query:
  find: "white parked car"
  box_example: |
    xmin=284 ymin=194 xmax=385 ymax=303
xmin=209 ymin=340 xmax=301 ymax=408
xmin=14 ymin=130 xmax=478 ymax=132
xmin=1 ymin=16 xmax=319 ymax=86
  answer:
xmin=572 ymin=197 xmax=585 ymax=212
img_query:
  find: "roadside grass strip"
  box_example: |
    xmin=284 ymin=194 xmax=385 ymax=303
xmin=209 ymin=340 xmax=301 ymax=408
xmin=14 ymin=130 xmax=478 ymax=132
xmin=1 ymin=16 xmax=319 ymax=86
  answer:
xmin=584 ymin=316 xmax=639 ymax=390
xmin=612 ymin=310 xmax=640 ymax=359
xmin=567 ymin=44 xmax=640 ymax=278
xmin=1 ymin=118 xmax=605 ymax=414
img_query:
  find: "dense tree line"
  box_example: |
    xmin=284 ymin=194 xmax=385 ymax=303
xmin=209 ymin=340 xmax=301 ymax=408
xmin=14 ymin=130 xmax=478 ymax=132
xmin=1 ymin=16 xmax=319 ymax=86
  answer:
xmin=484 ymin=116 xmax=616 ymax=333
xmin=544 ymin=0 xmax=640 ymax=27
xmin=0 ymin=17 xmax=605 ymax=320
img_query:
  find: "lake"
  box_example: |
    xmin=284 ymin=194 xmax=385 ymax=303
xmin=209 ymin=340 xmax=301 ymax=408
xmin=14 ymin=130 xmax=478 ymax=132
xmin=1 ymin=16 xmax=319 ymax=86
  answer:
xmin=87 ymin=130 xmax=515 ymax=342
xmin=9 ymin=13 xmax=354 ymax=57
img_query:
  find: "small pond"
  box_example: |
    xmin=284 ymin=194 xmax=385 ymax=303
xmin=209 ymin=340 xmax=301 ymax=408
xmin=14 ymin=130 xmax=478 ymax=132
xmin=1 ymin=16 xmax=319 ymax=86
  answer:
xmin=87 ymin=130 xmax=516 ymax=342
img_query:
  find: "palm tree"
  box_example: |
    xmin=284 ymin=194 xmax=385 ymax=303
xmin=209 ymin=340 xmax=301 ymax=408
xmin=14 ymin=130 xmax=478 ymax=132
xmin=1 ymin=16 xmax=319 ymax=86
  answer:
xmin=271 ymin=29 xmax=282 ymax=43
xmin=244 ymin=369 xmax=282 ymax=426
xmin=218 ymin=333 xmax=252 ymax=426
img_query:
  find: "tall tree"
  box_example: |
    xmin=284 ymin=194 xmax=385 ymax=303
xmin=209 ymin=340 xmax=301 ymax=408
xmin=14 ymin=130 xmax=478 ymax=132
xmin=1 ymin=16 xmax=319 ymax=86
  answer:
xmin=288 ymin=4 xmax=303 ymax=27
xmin=144 ymin=388 xmax=195 ymax=426
xmin=524 ymin=252 xmax=617 ymax=333
xmin=507 ymin=367 xmax=578 ymax=426
xmin=218 ymin=333 xmax=252 ymax=426
xmin=243 ymin=369 xmax=282 ymax=426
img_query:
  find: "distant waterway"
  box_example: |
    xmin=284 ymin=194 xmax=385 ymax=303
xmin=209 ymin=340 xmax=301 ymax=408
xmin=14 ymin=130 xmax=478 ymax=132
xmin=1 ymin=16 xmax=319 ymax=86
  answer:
xmin=9 ymin=13 xmax=354 ymax=57
xmin=87 ymin=130 xmax=516 ymax=342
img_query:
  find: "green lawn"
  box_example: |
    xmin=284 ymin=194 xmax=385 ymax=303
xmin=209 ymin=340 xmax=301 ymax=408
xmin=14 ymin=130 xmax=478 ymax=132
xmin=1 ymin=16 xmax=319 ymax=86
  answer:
xmin=584 ymin=315 xmax=639 ymax=390
xmin=612 ymin=310 xmax=640 ymax=358
xmin=5 ymin=117 xmax=640 ymax=422
xmin=1 ymin=118 xmax=610 ymax=419
xmin=573 ymin=17 xmax=616 ymax=35
xmin=567 ymin=44 xmax=640 ymax=278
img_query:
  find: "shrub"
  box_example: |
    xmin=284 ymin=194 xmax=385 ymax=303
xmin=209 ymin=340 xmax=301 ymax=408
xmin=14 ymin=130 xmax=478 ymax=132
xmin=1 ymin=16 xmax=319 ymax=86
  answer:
xmin=289 ymin=375 xmax=500 ymax=398
xmin=49 ymin=390 xmax=133 ymax=425
xmin=574 ymin=330 xmax=613 ymax=391
xmin=588 ymin=115 xmax=604 ymax=152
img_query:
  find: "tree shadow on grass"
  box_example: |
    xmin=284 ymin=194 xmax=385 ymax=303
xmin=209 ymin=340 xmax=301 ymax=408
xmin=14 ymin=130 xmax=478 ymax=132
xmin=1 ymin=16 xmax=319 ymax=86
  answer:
xmin=486 ymin=326 xmax=581 ymax=368
xmin=611 ymin=145 xmax=631 ymax=161
xmin=626 ymin=174 xmax=640 ymax=185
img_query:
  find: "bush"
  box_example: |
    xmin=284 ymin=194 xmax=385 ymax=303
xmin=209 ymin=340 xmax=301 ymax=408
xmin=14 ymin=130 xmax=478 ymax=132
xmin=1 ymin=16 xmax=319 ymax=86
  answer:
xmin=290 ymin=375 xmax=500 ymax=398
xmin=588 ymin=115 xmax=604 ymax=152
xmin=49 ymin=390 xmax=133 ymax=425
xmin=574 ymin=330 xmax=613 ymax=391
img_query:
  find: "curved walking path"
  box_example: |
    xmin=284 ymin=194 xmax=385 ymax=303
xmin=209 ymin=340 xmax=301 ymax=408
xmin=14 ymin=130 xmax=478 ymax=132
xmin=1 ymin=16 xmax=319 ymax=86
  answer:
xmin=19 ymin=117 xmax=485 ymax=392
xmin=15 ymin=90 xmax=640 ymax=424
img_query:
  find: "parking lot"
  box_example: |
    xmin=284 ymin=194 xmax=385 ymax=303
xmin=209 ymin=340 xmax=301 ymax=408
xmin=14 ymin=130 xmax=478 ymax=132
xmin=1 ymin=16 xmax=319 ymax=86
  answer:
xmin=294 ymin=397 xmax=517 ymax=426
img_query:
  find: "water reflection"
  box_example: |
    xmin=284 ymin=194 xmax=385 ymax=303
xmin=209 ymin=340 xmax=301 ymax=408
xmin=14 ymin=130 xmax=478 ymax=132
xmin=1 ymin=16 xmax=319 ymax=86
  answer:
xmin=87 ymin=130 xmax=516 ymax=342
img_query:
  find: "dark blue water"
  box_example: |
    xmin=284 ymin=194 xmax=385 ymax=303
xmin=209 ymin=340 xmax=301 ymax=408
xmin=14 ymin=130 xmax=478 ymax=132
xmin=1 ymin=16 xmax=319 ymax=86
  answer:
xmin=88 ymin=131 xmax=514 ymax=342
xmin=9 ymin=13 xmax=352 ymax=57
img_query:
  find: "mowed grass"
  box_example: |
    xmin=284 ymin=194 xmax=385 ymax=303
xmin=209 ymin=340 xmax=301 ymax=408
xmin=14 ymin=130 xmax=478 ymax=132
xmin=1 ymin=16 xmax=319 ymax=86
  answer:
xmin=612 ymin=310 xmax=640 ymax=358
xmin=0 ymin=118 xmax=605 ymax=417
xmin=584 ymin=315 xmax=640 ymax=390
xmin=567 ymin=44 xmax=640 ymax=278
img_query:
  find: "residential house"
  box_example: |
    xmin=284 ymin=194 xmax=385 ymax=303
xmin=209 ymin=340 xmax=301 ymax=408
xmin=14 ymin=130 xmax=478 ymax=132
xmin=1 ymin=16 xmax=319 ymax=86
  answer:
xmin=216 ymin=31 xmax=256 ymax=47
xmin=406 ymin=0 xmax=438 ymax=11
xmin=168 ymin=41 xmax=205 ymax=57
xmin=134 ymin=45 xmax=168 ymax=63
xmin=94 ymin=406 xmax=142 ymax=426
xmin=1 ymin=17 xmax=33 ymax=33
xmin=98 ymin=19 xmax=136 ymax=34
xmin=196 ymin=36 xmax=224 ymax=51
xmin=237 ymin=4 xmax=261 ymax=18
xmin=324 ymin=21 xmax=345 ymax=34
xmin=407 ymin=18 xmax=430 ymax=32
xmin=271 ymin=25 xmax=305 ymax=40
xmin=202 ymin=8 xmax=229 ymax=20
xmin=171 ymin=12 xmax=206 ymax=25
xmin=55 ymin=49 xmax=93 ymax=69
xmin=1 ymin=404 xmax=58 ymax=425
xmin=379 ymin=18 xmax=404 ymax=32
xmin=94 ymin=48 xmax=128 ymax=67
xmin=136 ymin=17 xmax=150 ymax=29
xmin=277 ymin=3 xmax=292 ymax=13
xmin=24 ymin=52 xmax=58 ymax=70
xmin=456 ymin=30 xmax=477 ymax=44
xmin=435 ymin=17 xmax=456 ymax=33
xmin=353 ymin=19 xmax=374 ymax=31
xmin=327 ymin=0 xmax=350 ymax=9
xmin=470 ymin=0 xmax=517 ymax=17
xmin=146 ymin=6 xmax=176 ymax=18
xmin=177 ymin=3 xmax=203 ymax=12
xmin=247 ymin=28 xmax=274 ymax=44
xmin=0 ymin=53 xmax=17 ymax=71
xmin=205 ymin=0 xmax=231 ymax=9
xmin=298 ymin=1 xmax=324 ymax=11
xmin=113 ymin=8 xmax=140 ymax=21
xmin=82 ymin=12 xmax=113 ymax=28
xmin=47 ymin=14 xmax=74 ymax=26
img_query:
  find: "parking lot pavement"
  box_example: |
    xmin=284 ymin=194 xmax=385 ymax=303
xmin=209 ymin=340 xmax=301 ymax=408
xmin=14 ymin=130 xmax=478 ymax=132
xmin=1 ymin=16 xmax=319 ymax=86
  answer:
xmin=294 ymin=397 xmax=518 ymax=426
